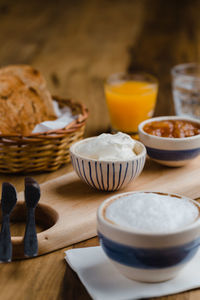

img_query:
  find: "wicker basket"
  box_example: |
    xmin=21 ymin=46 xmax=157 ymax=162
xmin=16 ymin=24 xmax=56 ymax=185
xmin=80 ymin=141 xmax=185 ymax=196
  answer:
xmin=0 ymin=96 xmax=88 ymax=173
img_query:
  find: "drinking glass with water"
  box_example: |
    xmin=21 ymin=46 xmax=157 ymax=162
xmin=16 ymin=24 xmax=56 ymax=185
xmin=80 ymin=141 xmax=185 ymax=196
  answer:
xmin=172 ymin=63 xmax=200 ymax=119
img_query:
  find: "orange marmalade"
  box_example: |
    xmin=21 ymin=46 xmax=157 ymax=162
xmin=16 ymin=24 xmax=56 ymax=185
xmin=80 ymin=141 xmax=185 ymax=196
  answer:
xmin=143 ymin=120 xmax=200 ymax=138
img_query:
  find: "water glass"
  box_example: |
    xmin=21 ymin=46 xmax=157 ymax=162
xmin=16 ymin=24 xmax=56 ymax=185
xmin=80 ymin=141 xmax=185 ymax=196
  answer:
xmin=172 ymin=63 xmax=200 ymax=119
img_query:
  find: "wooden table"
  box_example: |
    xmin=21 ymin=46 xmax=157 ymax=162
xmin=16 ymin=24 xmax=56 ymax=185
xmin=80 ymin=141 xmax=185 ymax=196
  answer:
xmin=0 ymin=0 xmax=200 ymax=299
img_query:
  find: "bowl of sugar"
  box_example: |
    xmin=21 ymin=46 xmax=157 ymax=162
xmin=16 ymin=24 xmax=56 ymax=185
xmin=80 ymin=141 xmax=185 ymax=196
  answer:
xmin=97 ymin=191 xmax=200 ymax=282
xmin=70 ymin=132 xmax=146 ymax=191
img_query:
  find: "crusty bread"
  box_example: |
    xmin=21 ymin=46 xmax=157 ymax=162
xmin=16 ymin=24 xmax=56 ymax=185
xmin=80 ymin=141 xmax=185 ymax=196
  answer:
xmin=0 ymin=65 xmax=46 ymax=88
xmin=0 ymin=65 xmax=56 ymax=135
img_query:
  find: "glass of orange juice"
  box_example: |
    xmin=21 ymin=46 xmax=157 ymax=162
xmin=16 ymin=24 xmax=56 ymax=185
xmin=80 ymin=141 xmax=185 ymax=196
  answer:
xmin=104 ymin=72 xmax=158 ymax=136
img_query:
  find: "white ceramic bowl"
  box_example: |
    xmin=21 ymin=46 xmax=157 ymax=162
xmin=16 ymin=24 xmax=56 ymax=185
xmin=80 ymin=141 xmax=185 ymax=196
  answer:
xmin=70 ymin=137 xmax=146 ymax=191
xmin=97 ymin=191 xmax=200 ymax=282
xmin=138 ymin=116 xmax=200 ymax=166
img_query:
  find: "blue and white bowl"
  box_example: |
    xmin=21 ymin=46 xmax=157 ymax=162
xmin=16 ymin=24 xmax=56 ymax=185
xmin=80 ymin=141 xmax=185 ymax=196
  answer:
xmin=70 ymin=137 xmax=146 ymax=191
xmin=138 ymin=116 xmax=200 ymax=167
xmin=97 ymin=191 xmax=200 ymax=282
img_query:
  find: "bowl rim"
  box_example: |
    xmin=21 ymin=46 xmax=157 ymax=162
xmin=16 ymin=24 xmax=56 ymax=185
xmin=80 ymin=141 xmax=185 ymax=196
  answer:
xmin=97 ymin=191 xmax=200 ymax=238
xmin=70 ymin=136 xmax=146 ymax=163
xmin=138 ymin=116 xmax=200 ymax=142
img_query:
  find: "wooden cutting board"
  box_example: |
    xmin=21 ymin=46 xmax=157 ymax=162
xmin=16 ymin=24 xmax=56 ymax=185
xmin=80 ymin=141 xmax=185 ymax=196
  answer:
xmin=11 ymin=157 xmax=200 ymax=259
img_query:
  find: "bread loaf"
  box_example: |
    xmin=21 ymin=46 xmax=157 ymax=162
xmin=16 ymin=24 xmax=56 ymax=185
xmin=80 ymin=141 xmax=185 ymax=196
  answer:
xmin=0 ymin=65 xmax=56 ymax=135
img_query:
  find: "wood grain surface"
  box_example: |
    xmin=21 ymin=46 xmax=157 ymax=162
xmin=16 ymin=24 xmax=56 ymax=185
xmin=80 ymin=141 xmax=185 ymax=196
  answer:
xmin=0 ymin=0 xmax=200 ymax=299
xmin=8 ymin=157 xmax=200 ymax=260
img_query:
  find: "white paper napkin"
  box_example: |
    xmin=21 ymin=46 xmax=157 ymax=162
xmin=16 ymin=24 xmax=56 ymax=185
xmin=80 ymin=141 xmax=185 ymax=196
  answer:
xmin=32 ymin=101 xmax=77 ymax=133
xmin=65 ymin=246 xmax=200 ymax=300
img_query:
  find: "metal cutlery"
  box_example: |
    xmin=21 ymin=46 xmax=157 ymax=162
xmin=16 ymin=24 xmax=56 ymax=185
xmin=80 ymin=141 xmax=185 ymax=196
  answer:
xmin=24 ymin=177 xmax=40 ymax=257
xmin=0 ymin=183 xmax=17 ymax=262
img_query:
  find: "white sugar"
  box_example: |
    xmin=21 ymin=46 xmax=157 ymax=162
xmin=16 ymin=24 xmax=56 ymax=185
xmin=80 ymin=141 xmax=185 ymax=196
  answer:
xmin=106 ymin=193 xmax=199 ymax=233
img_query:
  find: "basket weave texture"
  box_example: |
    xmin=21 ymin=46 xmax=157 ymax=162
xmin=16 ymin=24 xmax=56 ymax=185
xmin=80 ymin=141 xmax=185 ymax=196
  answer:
xmin=0 ymin=96 xmax=88 ymax=173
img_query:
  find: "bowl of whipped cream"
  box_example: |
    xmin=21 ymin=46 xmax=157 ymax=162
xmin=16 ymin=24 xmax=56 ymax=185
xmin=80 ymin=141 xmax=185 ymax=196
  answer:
xmin=69 ymin=132 xmax=146 ymax=191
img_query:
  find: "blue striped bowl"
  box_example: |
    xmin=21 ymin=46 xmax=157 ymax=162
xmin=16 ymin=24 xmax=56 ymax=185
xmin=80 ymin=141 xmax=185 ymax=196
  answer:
xmin=138 ymin=116 xmax=200 ymax=167
xmin=97 ymin=191 xmax=200 ymax=282
xmin=70 ymin=137 xmax=146 ymax=191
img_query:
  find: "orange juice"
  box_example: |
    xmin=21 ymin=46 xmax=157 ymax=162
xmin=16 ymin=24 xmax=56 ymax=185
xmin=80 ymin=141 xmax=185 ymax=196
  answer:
xmin=105 ymin=78 xmax=158 ymax=133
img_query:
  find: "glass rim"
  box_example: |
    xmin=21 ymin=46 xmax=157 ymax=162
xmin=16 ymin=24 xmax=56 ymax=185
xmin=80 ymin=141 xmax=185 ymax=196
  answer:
xmin=171 ymin=63 xmax=200 ymax=80
xmin=105 ymin=71 xmax=158 ymax=86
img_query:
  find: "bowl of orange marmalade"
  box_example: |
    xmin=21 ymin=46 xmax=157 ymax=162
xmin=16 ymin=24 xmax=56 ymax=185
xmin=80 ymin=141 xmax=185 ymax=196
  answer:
xmin=138 ymin=116 xmax=200 ymax=166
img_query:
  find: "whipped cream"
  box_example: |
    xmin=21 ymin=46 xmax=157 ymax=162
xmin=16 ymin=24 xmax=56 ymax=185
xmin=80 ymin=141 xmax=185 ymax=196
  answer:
xmin=106 ymin=193 xmax=199 ymax=233
xmin=76 ymin=132 xmax=137 ymax=161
